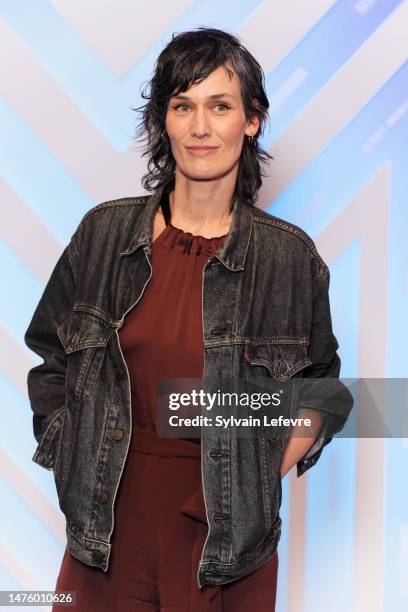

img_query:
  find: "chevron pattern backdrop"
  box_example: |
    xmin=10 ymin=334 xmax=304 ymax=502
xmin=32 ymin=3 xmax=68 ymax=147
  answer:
xmin=1 ymin=1 xmax=407 ymax=611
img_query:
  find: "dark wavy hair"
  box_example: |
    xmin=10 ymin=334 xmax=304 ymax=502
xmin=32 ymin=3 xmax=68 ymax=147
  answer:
xmin=132 ymin=26 xmax=273 ymax=208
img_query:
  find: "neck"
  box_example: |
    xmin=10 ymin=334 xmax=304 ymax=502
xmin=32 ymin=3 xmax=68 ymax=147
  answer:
xmin=165 ymin=171 xmax=236 ymax=237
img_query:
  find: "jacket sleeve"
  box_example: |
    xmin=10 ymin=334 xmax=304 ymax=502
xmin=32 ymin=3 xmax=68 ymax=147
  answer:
xmin=24 ymin=233 xmax=79 ymax=471
xmin=295 ymin=270 xmax=353 ymax=477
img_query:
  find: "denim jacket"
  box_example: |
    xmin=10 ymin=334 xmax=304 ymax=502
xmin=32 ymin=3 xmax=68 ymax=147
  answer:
xmin=24 ymin=182 xmax=353 ymax=588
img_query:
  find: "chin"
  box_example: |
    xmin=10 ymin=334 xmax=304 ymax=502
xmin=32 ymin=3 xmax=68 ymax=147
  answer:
xmin=178 ymin=164 xmax=233 ymax=182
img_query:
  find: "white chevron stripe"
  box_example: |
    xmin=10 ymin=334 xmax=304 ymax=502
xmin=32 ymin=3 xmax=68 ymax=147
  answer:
xmin=315 ymin=164 xmax=390 ymax=612
xmin=50 ymin=0 xmax=193 ymax=78
xmin=240 ymin=0 xmax=337 ymax=72
xmin=0 ymin=542 xmax=50 ymax=611
xmin=0 ymin=179 xmax=62 ymax=284
xmin=0 ymin=448 xmax=65 ymax=544
xmin=0 ymin=17 xmax=148 ymax=204
xmin=259 ymin=0 xmax=408 ymax=205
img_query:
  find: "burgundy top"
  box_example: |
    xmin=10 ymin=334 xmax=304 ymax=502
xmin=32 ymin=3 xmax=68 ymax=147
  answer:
xmin=118 ymin=218 xmax=228 ymax=438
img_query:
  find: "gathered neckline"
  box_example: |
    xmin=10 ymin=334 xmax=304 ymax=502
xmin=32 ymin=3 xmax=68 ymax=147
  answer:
xmin=153 ymin=221 xmax=228 ymax=257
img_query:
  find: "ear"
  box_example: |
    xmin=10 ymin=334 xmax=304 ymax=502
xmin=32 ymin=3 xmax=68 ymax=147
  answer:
xmin=245 ymin=98 xmax=261 ymax=138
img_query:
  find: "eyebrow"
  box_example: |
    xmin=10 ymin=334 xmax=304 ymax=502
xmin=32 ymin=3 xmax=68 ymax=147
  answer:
xmin=170 ymin=93 xmax=235 ymax=101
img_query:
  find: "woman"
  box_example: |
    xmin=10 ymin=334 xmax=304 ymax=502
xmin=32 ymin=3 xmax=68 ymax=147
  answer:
xmin=24 ymin=27 xmax=351 ymax=611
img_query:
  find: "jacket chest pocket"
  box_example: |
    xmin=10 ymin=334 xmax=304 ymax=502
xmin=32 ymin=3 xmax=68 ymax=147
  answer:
xmin=57 ymin=309 xmax=114 ymax=400
xmin=243 ymin=341 xmax=312 ymax=381
xmin=243 ymin=340 xmax=313 ymax=437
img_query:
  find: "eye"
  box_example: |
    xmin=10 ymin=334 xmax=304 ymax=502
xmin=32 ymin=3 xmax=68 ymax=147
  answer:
xmin=173 ymin=104 xmax=189 ymax=112
xmin=172 ymin=103 xmax=231 ymax=112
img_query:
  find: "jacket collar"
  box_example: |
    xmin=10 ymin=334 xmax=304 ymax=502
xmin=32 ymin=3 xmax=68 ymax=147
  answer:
xmin=120 ymin=181 xmax=253 ymax=271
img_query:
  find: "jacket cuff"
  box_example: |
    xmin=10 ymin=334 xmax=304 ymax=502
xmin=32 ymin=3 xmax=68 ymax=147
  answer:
xmin=32 ymin=406 xmax=65 ymax=471
xmin=295 ymin=411 xmax=340 ymax=477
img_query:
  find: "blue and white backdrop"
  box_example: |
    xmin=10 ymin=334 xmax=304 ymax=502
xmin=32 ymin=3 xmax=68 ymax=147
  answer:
xmin=1 ymin=1 xmax=407 ymax=611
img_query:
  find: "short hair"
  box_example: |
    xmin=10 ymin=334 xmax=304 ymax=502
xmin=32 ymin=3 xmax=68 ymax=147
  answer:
xmin=133 ymin=26 xmax=273 ymax=208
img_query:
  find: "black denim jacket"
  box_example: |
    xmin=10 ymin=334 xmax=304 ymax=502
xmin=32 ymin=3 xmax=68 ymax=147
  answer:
xmin=24 ymin=182 xmax=353 ymax=588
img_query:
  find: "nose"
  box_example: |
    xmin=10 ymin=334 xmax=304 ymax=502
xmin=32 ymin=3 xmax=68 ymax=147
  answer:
xmin=189 ymin=107 xmax=211 ymax=139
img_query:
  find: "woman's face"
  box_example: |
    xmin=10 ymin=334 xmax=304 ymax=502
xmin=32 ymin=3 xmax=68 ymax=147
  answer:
xmin=165 ymin=64 xmax=259 ymax=182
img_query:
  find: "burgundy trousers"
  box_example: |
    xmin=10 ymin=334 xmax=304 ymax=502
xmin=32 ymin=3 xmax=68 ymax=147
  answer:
xmin=54 ymin=427 xmax=278 ymax=611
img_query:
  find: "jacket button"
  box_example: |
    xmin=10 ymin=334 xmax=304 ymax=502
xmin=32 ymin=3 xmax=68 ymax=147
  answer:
xmin=112 ymin=429 xmax=123 ymax=440
xmin=98 ymin=491 xmax=108 ymax=504
xmin=115 ymin=367 xmax=124 ymax=379
xmin=275 ymin=359 xmax=287 ymax=374
xmin=209 ymin=451 xmax=221 ymax=460
xmin=211 ymin=326 xmax=226 ymax=336
xmin=213 ymin=512 xmax=229 ymax=522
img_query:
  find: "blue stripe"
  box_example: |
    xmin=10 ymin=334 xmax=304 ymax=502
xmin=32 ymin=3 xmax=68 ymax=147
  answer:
xmin=0 ymin=98 xmax=93 ymax=243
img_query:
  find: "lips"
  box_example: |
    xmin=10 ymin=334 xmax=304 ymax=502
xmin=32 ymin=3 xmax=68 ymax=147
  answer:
xmin=185 ymin=146 xmax=218 ymax=150
xmin=185 ymin=146 xmax=219 ymax=156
